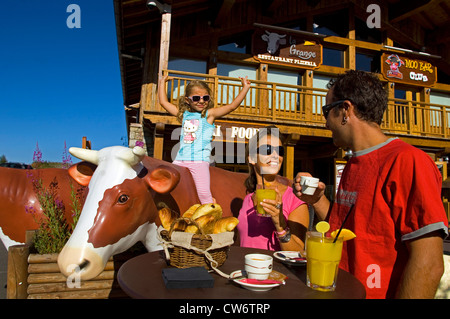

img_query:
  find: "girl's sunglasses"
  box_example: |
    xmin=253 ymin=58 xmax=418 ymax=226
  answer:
xmin=188 ymin=95 xmax=210 ymax=102
xmin=257 ymin=144 xmax=284 ymax=157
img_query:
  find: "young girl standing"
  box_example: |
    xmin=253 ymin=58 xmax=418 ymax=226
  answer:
xmin=158 ymin=75 xmax=251 ymax=204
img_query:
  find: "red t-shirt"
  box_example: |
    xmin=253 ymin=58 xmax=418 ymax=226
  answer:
xmin=328 ymin=138 xmax=448 ymax=299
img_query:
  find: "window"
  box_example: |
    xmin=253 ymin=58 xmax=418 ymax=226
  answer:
xmin=217 ymin=63 xmax=257 ymax=106
xmin=323 ymin=47 xmax=344 ymax=68
xmin=218 ymin=34 xmax=251 ymax=54
xmin=356 ymin=51 xmax=379 ymax=72
xmin=267 ymin=68 xmax=301 ymax=111
xmin=218 ymin=42 xmax=247 ymax=54
xmin=313 ymin=10 xmax=349 ymax=38
xmin=168 ymin=58 xmax=206 ymax=74
xmin=167 ymin=58 xmax=207 ymax=99
xmin=313 ymin=75 xmax=331 ymax=114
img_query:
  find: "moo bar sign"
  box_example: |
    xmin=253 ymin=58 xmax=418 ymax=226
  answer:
xmin=252 ymin=28 xmax=322 ymax=70
xmin=381 ymin=52 xmax=437 ymax=87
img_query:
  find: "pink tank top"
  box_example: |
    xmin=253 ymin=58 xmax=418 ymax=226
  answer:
xmin=237 ymin=186 xmax=306 ymax=251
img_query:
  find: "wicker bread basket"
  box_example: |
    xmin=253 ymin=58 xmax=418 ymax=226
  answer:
xmin=157 ymin=217 xmax=234 ymax=270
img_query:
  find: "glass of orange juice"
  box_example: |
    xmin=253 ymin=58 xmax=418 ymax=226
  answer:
xmin=254 ymin=189 xmax=276 ymax=217
xmin=306 ymin=231 xmax=343 ymax=291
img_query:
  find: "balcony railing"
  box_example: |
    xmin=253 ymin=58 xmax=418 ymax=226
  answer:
xmin=159 ymin=70 xmax=449 ymax=139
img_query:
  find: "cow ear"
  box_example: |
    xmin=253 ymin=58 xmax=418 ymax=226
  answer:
xmin=68 ymin=161 xmax=97 ymax=186
xmin=146 ymin=165 xmax=180 ymax=194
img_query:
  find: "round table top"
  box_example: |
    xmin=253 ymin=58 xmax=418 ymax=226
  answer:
xmin=117 ymin=246 xmax=366 ymax=299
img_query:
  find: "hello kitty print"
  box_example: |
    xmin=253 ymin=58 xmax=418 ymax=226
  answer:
xmin=183 ymin=119 xmax=199 ymax=144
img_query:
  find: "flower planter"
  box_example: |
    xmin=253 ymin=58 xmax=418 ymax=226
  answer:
xmin=6 ymin=233 xmax=145 ymax=299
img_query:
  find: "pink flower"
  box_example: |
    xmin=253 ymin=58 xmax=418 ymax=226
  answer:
xmin=135 ymin=141 xmax=144 ymax=148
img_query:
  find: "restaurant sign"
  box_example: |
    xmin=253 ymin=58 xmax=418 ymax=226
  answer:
xmin=381 ymin=52 xmax=437 ymax=87
xmin=252 ymin=28 xmax=322 ymax=70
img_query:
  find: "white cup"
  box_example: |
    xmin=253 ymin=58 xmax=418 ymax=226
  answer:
xmin=300 ymin=176 xmax=320 ymax=195
xmin=244 ymin=253 xmax=273 ymax=280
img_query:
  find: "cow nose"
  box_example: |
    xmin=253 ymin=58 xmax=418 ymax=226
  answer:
xmin=57 ymin=245 xmax=105 ymax=281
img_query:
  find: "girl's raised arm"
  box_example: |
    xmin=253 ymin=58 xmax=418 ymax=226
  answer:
xmin=208 ymin=76 xmax=251 ymax=121
xmin=158 ymin=75 xmax=179 ymax=117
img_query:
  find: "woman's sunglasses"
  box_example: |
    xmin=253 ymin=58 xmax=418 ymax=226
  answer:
xmin=257 ymin=144 xmax=284 ymax=157
xmin=188 ymin=95 xmax=210 ymax=102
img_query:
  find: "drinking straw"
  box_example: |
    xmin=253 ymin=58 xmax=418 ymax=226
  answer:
xmin=333 ymin=204 xmax=354 ymax=243
xmin=262 ymin=174 xmax=265 ymax=189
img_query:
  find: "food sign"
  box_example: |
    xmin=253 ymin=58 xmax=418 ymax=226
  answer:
xmin=381 ymin=52 xmax=437 ymax=87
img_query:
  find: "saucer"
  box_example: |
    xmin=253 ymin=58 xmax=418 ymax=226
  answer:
xmin=273 ymin=251 xmax=307 ymax=266
xmin=230 ymin=270 xmax=284 ymax=292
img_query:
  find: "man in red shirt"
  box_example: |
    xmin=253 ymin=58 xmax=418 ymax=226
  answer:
xmin=293 ymin=70 xmax=448 ymax=299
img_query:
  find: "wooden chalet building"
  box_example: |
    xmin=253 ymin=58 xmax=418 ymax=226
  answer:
xmin=113 ymin=0 xmax=450 ymax=208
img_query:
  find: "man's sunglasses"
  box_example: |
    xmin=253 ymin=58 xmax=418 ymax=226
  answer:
xmin=257 ymin=144 xmax=284 ymax=157
xmin=322 ymin=100 xmax=347 ymax=119
xmin=188 ymin=95 xmax=210 ymax=102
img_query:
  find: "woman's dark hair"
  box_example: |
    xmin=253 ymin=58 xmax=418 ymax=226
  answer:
xmin=327 ymin=70 xmax=388 ymax=125
xmin=244 ymin=125 xmax=285 ymax=193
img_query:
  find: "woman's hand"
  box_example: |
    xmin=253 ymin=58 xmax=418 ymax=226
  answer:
xmin=260 ymin=186 xmax=287 ymax=231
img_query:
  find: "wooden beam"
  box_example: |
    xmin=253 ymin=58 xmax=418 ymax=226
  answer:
xmin=213 ymin=0 xmax=235 ymax=27
xmin=266 ymin=0 xmax=284 ymax=14
xmin=158 ymin=12 xmax=171 ymax=79
xmin=389 ymin=0 xmax=434 ymax=23
xmin=153 ymin=123 xmax=165 ymax=160
xmin=284 ymin=133 xmax=301 ymax=179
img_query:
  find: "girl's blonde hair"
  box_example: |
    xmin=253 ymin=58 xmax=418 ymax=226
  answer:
xmin=176 ymin=80 xmax=214 ymax=122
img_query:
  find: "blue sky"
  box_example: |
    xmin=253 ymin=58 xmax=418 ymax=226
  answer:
xmin=0 ymin=1 xmax=127 ymax=164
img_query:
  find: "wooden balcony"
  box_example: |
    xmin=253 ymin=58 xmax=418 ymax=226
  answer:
xmin=146 ymin=70 xmax=450 ymax=145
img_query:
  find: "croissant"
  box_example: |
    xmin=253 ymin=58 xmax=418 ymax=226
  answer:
xmin=185 ymin=214 xmax=215 ymax=234
xmin=182 ymin=204 xmax=201 ymax=219
xmin=191 ymin=203 xmax=222 ymax=220
xmin=213 ymin=216 xmax=239 ymax=234
xmin=158 ymin=207 xmax=178 ymax=230
xmin=196 ymin=214 xmax=217 ymax=234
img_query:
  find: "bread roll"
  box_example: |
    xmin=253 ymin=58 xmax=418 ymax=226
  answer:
xmin=191 ymin=203 xmax=222 ymax=220
xmin=184 ymin=224 xmax=199 ymax=233
xmin=158 ymin=207 xmax=178 ymax=230
xmin=195 ymin=214 xmax=217 ymax=234
xmin=213 ymin=217 xmax=239 ymax=234
xmin=182 ymin=204 xmax=201 ymax=219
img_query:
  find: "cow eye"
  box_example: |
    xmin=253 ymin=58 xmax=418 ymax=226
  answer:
xmin=117 ymin=194 xmax=129 ymax=204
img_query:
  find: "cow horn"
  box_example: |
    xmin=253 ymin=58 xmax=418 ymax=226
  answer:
xmin=69 ymin=147 xmax=99 ymax=165
xmin=118 ymin=146 xmax=145 ymax=166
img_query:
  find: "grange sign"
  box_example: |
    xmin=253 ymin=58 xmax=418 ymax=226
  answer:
xmin=252 ymin=28 xmax=322 ymax=70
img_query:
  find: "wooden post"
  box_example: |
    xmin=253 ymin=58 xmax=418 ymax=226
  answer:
xmin=303 ymin=71 xmax=313 ymax=121
xmin=257 ymin=64 xmax=268 ymax=116
xmin=82 ymin=136 xmax=91 ymax=149
xmin=153 ymin=123 xmax=165 ymax=160
xmin=7 ymin=245 xmax=30 ymax=299
xmin=284 ymin=133 xmax=300 ymax=180
xmin=158 ymin=12 xmax=171 ymax=79
xmin=346 ymin=4 xmax=356 ymax=70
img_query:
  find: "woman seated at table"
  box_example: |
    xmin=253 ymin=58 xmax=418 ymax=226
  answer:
xmin=237 ymin=126 xmax=309 ymax=252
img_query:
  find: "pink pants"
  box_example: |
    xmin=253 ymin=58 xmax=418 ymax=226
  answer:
xmin=173 ymin=161 xmax=214 ymax=204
